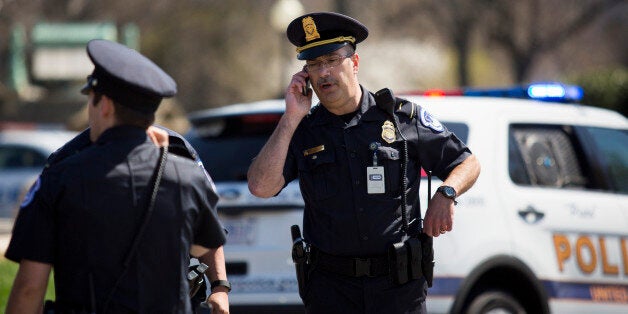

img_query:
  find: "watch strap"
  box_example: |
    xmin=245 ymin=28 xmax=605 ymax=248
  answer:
xmin=437 ymin=186 xmax=458 ymax=205
xmin=210 ymin=280 xmax=232 ymax=292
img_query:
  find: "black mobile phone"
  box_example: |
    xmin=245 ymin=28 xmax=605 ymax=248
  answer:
xmin=302 ymin=65 xmax=310 ymax=96
xmin=302 ymin=78 xmax=310 ymax=96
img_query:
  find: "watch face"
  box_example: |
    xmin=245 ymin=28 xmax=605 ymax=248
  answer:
xmin=441 ymin=186 xmax=456 ymax=198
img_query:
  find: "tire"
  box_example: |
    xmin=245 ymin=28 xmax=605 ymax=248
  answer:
xmin=466 ymin=291 xmax=526 ymax=314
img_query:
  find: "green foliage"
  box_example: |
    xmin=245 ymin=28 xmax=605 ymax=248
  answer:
xmin=0 ymin=258 xmax=55 ymax=311
xmin=0 ymin=258 xmax=17 ymax=309
xmin=570 ymin=67 xmax=628 ymax=117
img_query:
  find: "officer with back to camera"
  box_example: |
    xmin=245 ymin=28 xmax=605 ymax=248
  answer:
xmin=248 ymin=12 xmax=481 ymax=313
xmin=5 ymin=39 xmax=230 ymax=314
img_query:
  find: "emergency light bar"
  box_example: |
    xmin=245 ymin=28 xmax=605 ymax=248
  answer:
xmin=418 ymin=82 xmax=584 ymax=103
xmin=526 ymin=83 xmax=584 ymax=102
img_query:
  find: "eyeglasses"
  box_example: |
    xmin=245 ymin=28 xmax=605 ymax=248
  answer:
xmin=304 ymin=53 xmax=354 ymax=72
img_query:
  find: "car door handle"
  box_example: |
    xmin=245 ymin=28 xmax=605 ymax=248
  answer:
xmin=518 ymin=205 xmax=545 ymax=224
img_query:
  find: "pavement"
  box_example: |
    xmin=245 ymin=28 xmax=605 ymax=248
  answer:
xmin=0 ymin=218 xmax=14 ymax=255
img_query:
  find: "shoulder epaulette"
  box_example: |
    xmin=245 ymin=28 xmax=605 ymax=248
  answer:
xmin=167 ymin=135 xmax=197 ymax=161
xmin=394 ymin=97 xmax=418 ymax=119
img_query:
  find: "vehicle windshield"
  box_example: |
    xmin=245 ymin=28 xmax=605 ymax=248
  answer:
xmin=585 ymin=127 xmax=628 ymax=193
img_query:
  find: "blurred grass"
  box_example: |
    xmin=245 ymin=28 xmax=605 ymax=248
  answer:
xmin=0 ymin=257 xmax=55 ymax=311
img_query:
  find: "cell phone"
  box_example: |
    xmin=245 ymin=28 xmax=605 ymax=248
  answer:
xmin=302 ymin=78 xmax=310 ymax=96
xmin=302 ymin=65 xmax=310 ymax=96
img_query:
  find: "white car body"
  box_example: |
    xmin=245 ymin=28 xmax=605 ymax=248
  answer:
xmin=408 ymin=96 xmax=627 ymax=314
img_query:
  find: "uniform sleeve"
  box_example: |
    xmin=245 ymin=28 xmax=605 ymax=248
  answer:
xmin=415 ymin=106 xmax=472 ymax=180
xmin=282 ymin=146 xmax=298 ymax=187
xmin=5 ymin=171 xmax=58 ymax=264
xmin=192 ymin=173 xmax=227 ymax=249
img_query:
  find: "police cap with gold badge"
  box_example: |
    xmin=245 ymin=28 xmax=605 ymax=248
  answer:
xmin=287 ymin=12 xmax=368 ymax=60
xmin=81 ymin=39 xmax=177 ymax=113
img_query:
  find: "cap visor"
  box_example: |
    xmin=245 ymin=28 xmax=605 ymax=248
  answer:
xmin=80 ymin=82 xmax=91 ymax=95
xmin=297 ymin=42 xmax=349 ymax=60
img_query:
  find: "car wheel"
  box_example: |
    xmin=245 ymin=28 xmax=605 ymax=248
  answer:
xmin=466 ymin=291 xmax=526 ymax=314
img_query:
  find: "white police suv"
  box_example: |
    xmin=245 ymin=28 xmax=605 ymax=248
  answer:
xmin=186 ymin=83 xmax=627 ymax=314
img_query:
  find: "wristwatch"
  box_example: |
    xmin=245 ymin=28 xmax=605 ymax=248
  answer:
xmin=210 ymin=280 xmax=232 ymax=293
xmin=437 ymin=185 xmax=458 ymax=205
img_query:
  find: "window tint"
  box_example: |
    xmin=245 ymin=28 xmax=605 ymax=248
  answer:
xmin=187 ymin=113 xmax=283 ymax=182
xmin=583 ymin=127 xmax=628 ymax=193
xmin=444 ymin=122 xmax=469 ymax=144
xmin=508 ymin=135 xmax=531 ymax=185
xmin=191 ymin=114 xmax=282 ymax=139
xmin=509 ymin=124 xmax=628 ymax=194
xmin=0 ymin=145 xmax=47 ymax=170
xmin=508 ymin=124 xmax=588 ymax=188
xmin=188 ymin=136 xmax=270 ymax=182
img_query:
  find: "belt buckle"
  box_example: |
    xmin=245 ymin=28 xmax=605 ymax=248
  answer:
xmin=354 ymin=258 xmax=373 ymax=277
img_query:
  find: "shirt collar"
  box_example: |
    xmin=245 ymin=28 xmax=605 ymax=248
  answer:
xmin=95 ymin=125 xmax=148 ymax=145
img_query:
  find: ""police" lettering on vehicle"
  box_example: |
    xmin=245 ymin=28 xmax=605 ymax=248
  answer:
xmin=553 ymin=234 xmax=628 ymax=275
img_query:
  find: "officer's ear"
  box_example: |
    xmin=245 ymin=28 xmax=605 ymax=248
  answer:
xmin=350 ymin=53 xmax=359 ymax=74
xmin=100 ymin=95 xmax=116 ymax=119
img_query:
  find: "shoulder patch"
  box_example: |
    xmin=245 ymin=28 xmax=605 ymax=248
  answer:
xmin=20 ymin=176 xmax=41 ymax=208
xmin=419 ymin=107 xmax=444 ymax=133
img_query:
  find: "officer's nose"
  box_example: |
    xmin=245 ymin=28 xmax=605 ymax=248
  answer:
xmin=316 ymin=67 xmax=332 ymax=79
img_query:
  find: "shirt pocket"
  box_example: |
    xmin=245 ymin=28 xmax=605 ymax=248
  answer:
xmin=298 ymin=149 xmax=338 ymax=201
xmin=377 ymin=146 xmax=401 ymax=195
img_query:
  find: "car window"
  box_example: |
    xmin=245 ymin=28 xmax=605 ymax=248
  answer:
xmin=187 ymin=113 xmax=282 ymax=182
xmin=583 ymin=127 xmax=628 ymax=193
xmin=508 ymin=124 xmax=588 ymax=189
xmin=508 ymin=123 xmax=628 ymax=194
xmin=444 ymin=122 xmax=469 ymax=144
xmin=0 ymin=145 xmax=47 ymax=170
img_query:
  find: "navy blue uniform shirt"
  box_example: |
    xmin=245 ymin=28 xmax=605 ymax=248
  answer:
xmin=6 ymin=125 xmax=226 ymax=313
xmin=283 ymin=86 xmax=470 ymax=256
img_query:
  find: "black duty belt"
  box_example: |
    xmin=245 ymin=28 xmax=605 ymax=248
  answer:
xmin=311 ymin=247 xmax=389 ymax=277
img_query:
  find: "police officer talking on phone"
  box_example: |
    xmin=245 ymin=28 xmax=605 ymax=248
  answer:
xmin=248 ymin=12 xmax=480 ymax=313
xmin=5 ymin=39 xmax=230 ymax=314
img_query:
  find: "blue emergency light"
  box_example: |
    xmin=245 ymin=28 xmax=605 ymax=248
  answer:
xmin=525 ymin=83 xmax=584 ymax=102
xmin=420 ymin=82 xmax=584 ymax=103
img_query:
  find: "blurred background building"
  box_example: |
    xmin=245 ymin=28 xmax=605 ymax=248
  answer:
xmin=0 ymin=0 xmax=626 ymax=135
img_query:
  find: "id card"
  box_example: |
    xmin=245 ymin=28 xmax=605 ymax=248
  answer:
xmin=367 ymin=166 xmax=385 ymax=194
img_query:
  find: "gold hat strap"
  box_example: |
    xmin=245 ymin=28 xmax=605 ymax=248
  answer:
xmin=296 ymin=36 xmax=356 ymax=53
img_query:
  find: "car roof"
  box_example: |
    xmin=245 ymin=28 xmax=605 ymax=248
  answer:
xmin=0 ymin=129 xmax=78 ymax=153
xmin=188 ymin=99 xmax=286 ymax=122
xmin=402 ymin=96 xmax=627 ymax=129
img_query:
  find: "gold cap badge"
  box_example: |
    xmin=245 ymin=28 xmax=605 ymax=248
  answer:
xmin=381 ymin=120 xmax=396 ymax=144
xmin=302 ymin=16 xmax=320 ymax=42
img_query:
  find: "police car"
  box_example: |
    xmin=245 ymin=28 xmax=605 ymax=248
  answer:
xmin=186 ymin=83 xmax=627 ymax=314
